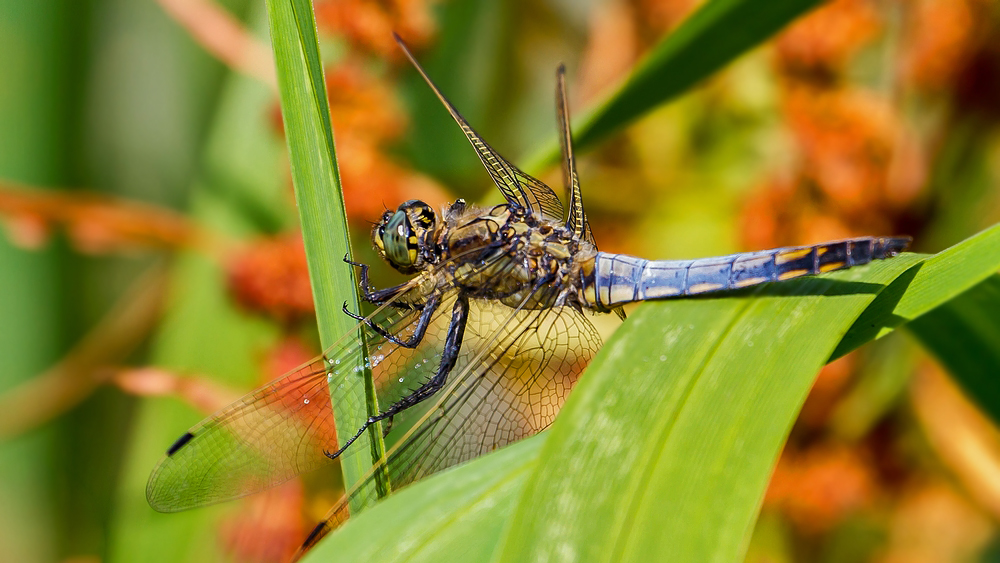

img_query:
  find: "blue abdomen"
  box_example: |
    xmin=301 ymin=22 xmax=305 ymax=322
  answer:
xmin=584 ymin=236 xmax=910 ymax=311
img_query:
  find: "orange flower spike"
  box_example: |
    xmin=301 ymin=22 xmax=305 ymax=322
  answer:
xmin=325 ymin=62 xmax=406 ymax=145
xmin=219 ymin=480 xmax=306 ymax=563
xmin=227 ymin=235 xmax=315 ymax=325
xmin=114 ymin=367 xmax=241 ymax=415
xmin=0 ymin=182 xmax=210 ymax=254
xmin=903 ymin=0 xmax=978 ymax=91
xmin=766 ymin=444 xmax=877 ymax=535
xmin=739 ymin=175 xmax=796 ymax=249
xmin=782 ymin=86 xmax=899 ymax=213
xmin=314 ymin=0 xmax=436 ymax=58
xmin=776 ymin=0 xmax=881 ymax=77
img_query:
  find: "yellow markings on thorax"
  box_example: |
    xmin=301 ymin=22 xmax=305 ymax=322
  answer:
xmin=774 ymin=247 xmax=813 ymax=265
xmin=484 ymin=218 xmax=501 ymax=236
xmin=546 ymin=243 xmax=571 ymax=260
xmin=507 ymin=221 xmax=530 ymax=235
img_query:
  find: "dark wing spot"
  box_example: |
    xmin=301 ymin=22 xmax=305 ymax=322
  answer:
xmin=303 ymin=521 xmax=331 ymax=549
xmin=166 ymin=432 xmax=195 ymax=456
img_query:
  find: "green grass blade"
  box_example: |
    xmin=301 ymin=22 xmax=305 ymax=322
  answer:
xmin=523 ymin=0 xmax=822 ymax=172
xmin=907 ymin=275 xmax=1000 ymax=425
xmin=265 ymin=0 xmax=387 ymax=507
xmin=0 ymin=3 xmax=82 ymax=560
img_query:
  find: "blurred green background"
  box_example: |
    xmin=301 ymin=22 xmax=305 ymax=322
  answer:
xmin=2 ymin=0 xmax=1000 ymax=562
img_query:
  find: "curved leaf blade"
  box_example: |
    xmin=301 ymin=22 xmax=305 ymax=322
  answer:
xmin=833 ymin=222 xmax=1000 ymax=359
xmin=494 ymin=257 xmax=921 ymax=563
xmin=303 ymin=222 xmax=1000 ymax=562
xmin=523 ymin=0 xmax=823 ymax=172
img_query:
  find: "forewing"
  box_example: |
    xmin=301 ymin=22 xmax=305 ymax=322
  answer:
xmin=394 ymin=33 xmax=564 ymax=221
xmin=555 ymin=66 xmax=617 ymax=321
xmin=146 ymin=296 xmax=456 ymax=512
xmin=556 ymin=64 xmax=594 ymax=245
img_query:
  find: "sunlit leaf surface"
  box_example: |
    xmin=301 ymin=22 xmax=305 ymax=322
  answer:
xmin=306 ymin=222 xmax=1000 ymax=562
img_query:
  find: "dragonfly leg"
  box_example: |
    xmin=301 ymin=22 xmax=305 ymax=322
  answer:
xmin=341 ymin=292 xmax=440 ymax=349
xmin=343 ymin=254 xmax=408 ymax=304
xmin=324 ymin=295 xmax=469 ymax=460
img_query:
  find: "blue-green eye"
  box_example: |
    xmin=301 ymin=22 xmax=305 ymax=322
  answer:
xmin=372 ymin=200 xmax=437 ymax=274
xmin=382 ymin=210 xmax=414 ymax=267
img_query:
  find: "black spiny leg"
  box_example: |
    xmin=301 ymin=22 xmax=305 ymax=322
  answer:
xmin=342 ymin=292 xmax=441 ymax=349
xmin=324 ymin=296 xmax=470 ymax=460
xmin=344 ymin=254 xmax=407 ymax=304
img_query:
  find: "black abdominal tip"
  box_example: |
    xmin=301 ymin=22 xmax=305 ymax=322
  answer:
xmin=883 ymin=236 xmax=912 ymax=256
xmin=166 ymin=432 xmax=195 ymax=456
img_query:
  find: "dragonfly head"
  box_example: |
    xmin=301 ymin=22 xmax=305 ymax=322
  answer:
xmin=373 ymin=200 xmax=438 ymax=274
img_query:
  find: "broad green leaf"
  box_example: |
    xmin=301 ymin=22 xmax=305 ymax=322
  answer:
xmin=907 ymin=275 xmax=1000 ymax=425
xmin=494 ymin=257 xmax=921 ymax=563
xmin=522 ymin=0 xmax=823 ymax=172
xmin=305 ymin=222 xmax=1000 ymax=562
xmin=265 ymin=0 xmax=387 ymax=503
xmin=501 ymin=224 xmax=998 ymax=562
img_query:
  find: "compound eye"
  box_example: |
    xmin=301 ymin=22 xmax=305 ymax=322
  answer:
xmin=381 ymin=210 xmax=416 ymax=268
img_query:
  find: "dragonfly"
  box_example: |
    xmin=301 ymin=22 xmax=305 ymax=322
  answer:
xmin=146 ymin=33 xmax=910 ymax=556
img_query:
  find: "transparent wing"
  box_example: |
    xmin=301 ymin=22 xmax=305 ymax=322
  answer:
xmin=146 ymin=246 xmax=547 ymax=512
xmin=556 ymin=64 xmax=594 ymax=245
xmin=297 ymin=293 xmax=602 ymax=555
xmin=394 ymin=33 xmax=565 ymax=221
xmin=554 ymin=66 xmax=620 ymax=318
xmin=146 ymin=286 xmax=457 ymax=512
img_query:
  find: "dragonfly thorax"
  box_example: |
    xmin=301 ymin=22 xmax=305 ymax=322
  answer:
xmin=434 ymin=202 xmax=598 ymax=311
